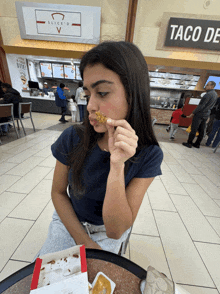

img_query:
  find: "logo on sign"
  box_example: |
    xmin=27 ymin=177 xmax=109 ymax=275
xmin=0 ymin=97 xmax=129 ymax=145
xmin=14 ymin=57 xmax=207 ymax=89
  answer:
xmin=35 ymin=10 xmax=81 ymax=37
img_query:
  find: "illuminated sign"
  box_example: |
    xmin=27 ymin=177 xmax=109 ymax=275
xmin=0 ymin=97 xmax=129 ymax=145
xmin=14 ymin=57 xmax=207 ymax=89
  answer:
xmin=15 ymin=2 xmax=101 ymax=44
xmin=165 ymin=17 xmax=220 ymax=51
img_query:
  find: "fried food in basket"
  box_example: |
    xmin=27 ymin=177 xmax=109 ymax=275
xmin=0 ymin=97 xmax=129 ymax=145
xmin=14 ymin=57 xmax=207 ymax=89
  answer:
xmin=95 ymin=111 xmax=107 ymax=123
xmin=92 ymin=274 xmax=111 ymax=294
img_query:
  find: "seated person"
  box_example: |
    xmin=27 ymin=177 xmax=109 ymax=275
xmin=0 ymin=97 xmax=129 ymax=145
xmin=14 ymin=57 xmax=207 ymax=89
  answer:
xmin=36 ymin=41 xmax=163 ymax=258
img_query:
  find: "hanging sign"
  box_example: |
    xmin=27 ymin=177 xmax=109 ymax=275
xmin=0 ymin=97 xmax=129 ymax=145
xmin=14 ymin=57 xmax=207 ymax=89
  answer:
xmin=15 ymin=2 xmax=101 ymax=44
xmin=165 ymin=17 xmax=220 ymax=51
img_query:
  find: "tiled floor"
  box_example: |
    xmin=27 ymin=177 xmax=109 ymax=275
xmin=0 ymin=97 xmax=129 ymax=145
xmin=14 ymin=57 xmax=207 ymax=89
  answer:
xmin=0 ymin=113 xmax=220 ymax=294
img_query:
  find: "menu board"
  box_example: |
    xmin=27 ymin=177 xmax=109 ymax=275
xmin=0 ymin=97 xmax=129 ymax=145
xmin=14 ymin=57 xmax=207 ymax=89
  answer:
xmin=64 ymin=65 xmax=76 ymax=79
xmin=75 ymin=64 xmax=82 ymax=80
xmin=40 ymin=63 xmax=52 ymax=78
xmin=52 ymin=63 xmax=64 ymax=79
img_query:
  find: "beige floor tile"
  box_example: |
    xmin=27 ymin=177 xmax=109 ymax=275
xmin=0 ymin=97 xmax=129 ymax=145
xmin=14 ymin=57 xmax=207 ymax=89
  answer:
xmin=203 ymin=161 xmax=220 ymax=175
xmin=206 ymin=217 xmax=220 ymax=237
xmin=5 ymin=148 xmax=40 ymax=164
xmin=130 ymin=234 xmax=171 ymax=280
xmin=191 ymin=175 xmax=220 ymax=200
xmin=38 ymin=155 xmax=56 ymax=168
xmin=163 ymin=152 xmax=179 ymax=164
xmin=7 ymin=166 xmax=52 ymax=194
xmin=9 ymin=179 xmax=52 ymax=220
xmin=214 ymin=199 xmax=220 ymax=207
xmin=44 ymin=169 xmax=54 ymax=180
xmin=170 ymin=195 xmax=220 ymax=243
xmin=195 ymin=242 xmax=220 ymax=293
xmin=184 ymin=156 xmax=203 ymax=167
xmin=154 ymin=210 xmax=214 ymax=287
xmin=0 ymin=152 xmax=14 ymax=164
xmin=160 ymin=171 xmax=188 ymax=195
xmin=12 ymin=200 xmax=54 ymax=262
xmin=0 ymin=191 xmax=27 ymax=215
xmin=0 ymin=162 xmax=17 ymax=176
xmin=176 ymin=159 xmax=202 ymax=175
xmin=148 ymin=180 xmax=176 ymax=211
xmin=161 ymin=161 xmax=171 ymax=172
xmin=182 ymin=183 xmax=220 ymax=217
xmin=132 ymin=194 xmax=159 ymax=236
xmin=6 ymin=156 xmax=45 ymax=177
xmin=0 ymin=260 xmax=30 ymax=282
xmin=0 ymin=174 xmax=21 ymax=194
xmin=166 ymin=164 xmax=196 ymax=184
xmin=0 ymin=218 xmax=34 ymax=271
xmin=197 ymin=166 xmax=220 ymax=187
xmin=166 ymin=149 xmax=186 ymax=160
xmin=33 ymin=146 xmax=52 ymax=158
xmin=179 ymin=284 xmax=218 ymax=294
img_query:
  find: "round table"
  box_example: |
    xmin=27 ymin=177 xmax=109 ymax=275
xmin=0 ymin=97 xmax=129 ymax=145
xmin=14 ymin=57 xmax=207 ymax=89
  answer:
xmin=0 ymin=249 xmax=147 ymax=294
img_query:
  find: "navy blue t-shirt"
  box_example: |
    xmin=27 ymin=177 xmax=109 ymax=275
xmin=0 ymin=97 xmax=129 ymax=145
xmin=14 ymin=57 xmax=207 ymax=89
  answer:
xmin=51 ymin=126 xmax=163 ymax=225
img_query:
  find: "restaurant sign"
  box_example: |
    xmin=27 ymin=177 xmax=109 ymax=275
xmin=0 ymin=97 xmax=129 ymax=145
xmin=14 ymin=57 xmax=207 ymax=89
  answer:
xmin=165 ymin=17 xmax=220 ymax=51
xmin=15 ymin=2 xmax=101 ymax=44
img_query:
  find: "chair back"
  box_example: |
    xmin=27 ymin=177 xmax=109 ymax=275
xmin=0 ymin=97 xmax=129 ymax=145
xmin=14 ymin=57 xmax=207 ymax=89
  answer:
xmin=0 ymin=104 xmax=13 ymax=118
xmin=19 ymin=102 xmax=31 ymax=114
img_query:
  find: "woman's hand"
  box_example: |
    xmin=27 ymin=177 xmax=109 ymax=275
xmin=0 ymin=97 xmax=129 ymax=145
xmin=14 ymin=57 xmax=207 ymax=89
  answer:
xmin=84 ymin=240 xmax=102 ymax=250
xmin=106 ymin=118 xmax=138 ymax=165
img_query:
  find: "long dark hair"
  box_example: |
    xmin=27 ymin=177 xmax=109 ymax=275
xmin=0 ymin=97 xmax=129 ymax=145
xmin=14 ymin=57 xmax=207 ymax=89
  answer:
xmin=67 ymin=41 xmax=159 ymax=196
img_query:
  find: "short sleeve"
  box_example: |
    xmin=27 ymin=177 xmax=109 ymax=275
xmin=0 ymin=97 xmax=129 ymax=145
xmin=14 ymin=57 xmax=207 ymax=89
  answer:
xmin=135 ymin=145 xmax=163 ymax=178
xmin=51 ymin=126 xmax=80 ymax=165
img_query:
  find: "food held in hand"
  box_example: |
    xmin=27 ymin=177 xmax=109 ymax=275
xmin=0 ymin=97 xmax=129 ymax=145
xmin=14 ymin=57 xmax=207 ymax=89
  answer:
xmin=95 ymin=111 xmax=107 ymax=123
xmin=92 ymin=274 xmax=111 ymax=294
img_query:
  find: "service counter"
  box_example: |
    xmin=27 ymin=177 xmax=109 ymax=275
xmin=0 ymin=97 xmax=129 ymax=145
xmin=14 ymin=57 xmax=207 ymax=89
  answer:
xmin=22 ymin=95 xmax=70 ymax=115
xmin=150 ymin=107 xmax=174 ymax=125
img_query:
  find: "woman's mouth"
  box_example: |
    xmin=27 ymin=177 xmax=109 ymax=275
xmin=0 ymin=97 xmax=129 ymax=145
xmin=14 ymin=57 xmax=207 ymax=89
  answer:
xmin=89 ymin=118 xmax=98 ymax=126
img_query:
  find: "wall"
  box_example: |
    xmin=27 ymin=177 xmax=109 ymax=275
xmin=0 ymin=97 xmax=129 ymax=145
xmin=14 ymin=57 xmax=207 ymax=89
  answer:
xmin=0 ymin=0 xmax=129 ymax=57
xmin=134 ymin=0 xmax=220 ymax=69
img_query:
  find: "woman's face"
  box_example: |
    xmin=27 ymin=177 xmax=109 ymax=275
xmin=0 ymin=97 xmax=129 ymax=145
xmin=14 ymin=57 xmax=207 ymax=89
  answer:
xmin=83 ymin=63 xmax=128 ymax=133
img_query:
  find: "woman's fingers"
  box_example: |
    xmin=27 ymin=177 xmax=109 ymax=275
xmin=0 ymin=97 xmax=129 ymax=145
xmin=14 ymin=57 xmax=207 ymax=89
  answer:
xmin=114 ymin=133 xmax=138 ymax=148
xmin=107 ymin=118 xmax=134 ymax=133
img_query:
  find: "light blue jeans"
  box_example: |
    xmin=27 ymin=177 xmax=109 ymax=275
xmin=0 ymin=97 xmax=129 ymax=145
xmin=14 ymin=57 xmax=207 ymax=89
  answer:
xmin=36 ymin=210 xmax=131 ymax=259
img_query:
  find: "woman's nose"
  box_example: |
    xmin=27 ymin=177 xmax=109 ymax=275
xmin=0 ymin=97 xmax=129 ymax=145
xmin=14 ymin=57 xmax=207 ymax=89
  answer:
xmin=87 ymin=94 xmax=98 ymax=113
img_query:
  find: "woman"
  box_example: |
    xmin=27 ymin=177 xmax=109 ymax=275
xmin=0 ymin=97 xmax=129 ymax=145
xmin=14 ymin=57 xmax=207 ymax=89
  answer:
xmin=38 ymin=41 xmax=163 ymax=256
xmin=75 ymin=80 xmax=87 ymax=122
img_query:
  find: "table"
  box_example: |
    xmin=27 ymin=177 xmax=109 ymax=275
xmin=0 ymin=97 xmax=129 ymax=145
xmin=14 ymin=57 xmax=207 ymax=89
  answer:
xmin=0 ymin=249 xmax=147 ymax=294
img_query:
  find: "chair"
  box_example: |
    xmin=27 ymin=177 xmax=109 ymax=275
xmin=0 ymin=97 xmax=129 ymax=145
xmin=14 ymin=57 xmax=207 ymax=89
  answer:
xmin=0 ymin=104 xmax=19 ymax=143
xmin=152 ymin=118 xmax=157 ymax=126
xmin=15 ymin=102 xmax=36 ymax=136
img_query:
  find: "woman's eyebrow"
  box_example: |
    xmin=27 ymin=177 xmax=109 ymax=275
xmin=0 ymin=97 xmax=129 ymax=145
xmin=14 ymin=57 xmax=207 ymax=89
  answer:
xmin=83 ymin=80 xmax=113 ymax=90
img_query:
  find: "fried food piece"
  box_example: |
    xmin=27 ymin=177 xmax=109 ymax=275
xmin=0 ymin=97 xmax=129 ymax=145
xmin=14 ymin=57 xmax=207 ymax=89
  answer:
xmin=92 ymin=274 xmax=111 ymax=294
xmin=95 ymin=111 xmax=107 ymax=123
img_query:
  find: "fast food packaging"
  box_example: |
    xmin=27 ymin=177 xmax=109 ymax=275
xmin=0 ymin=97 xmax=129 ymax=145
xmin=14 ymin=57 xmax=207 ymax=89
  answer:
xmin=143 ymin=266 xmax=191 ymax=294
xmin=30 ymin=245 xmax=89 ymax=294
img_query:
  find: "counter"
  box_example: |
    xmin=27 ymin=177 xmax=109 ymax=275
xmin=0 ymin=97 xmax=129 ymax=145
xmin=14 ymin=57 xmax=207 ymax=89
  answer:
xmin=150 ymin=107 xmax=174 ymax=125
xmin=22 ymin=95 xmax=70 ymax=115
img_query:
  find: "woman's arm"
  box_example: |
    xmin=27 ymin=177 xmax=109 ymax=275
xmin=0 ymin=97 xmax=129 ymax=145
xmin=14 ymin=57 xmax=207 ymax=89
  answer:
xmin=102 ymin=119 xmax=155 ymax=239
xmin=103 ymin=162 xmax=154 ymax=239
xmin=52 ymin=160 xmax=102 ymax=249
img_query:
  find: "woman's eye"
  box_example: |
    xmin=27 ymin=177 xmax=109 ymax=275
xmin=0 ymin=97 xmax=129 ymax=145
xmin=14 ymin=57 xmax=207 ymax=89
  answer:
xmin=98 ymin=92 xmax=108 ymax=97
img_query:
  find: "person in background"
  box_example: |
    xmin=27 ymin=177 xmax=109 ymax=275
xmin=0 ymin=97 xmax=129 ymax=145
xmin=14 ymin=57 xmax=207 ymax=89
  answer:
xmin=68 ymin=95 xmax=78 ymax=122
xmin=206 ymin=96 xmax=220 ymax=136
xmin=182 ymin=81 xmax=218 ymax=148
xmin=42 ymin=82 xmax=52 ymax=95
xmin=206 ymin=100 xmax=220 ymax=149
xmin=55 ymin=83 xmax=68 ymax=123
xmin=0 ymin=83 xmax=23 ymax=134
xmin=168 ymin=104 xmax=186 ymax=140
xmin=75 ymin=81 xmax=87 ymax=122
xmin=36 ymin=41 xmax=163 ymax=257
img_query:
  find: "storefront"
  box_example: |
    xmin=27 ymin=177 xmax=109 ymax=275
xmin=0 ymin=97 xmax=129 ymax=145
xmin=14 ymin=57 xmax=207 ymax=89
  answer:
xmin=1 ymin=0 xmax=220 ymax=124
